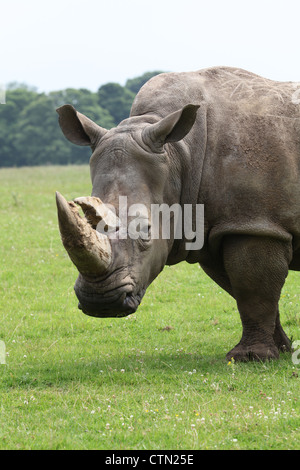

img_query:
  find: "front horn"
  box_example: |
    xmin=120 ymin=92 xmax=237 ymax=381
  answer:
xmin=56 ymin=192 xmax=114 ymax=276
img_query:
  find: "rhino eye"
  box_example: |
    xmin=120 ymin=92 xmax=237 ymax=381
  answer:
xmin=128 ymin=216 xmax=151 ymax=244
xmin=137 ymin=224 xmax=152 ymax=251
xmin=139 ymin=222 xmax=151 ymax=240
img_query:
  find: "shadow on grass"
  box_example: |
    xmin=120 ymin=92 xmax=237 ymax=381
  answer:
xmin=1 ymin=350 xmax=293 ymax=391
xmin=1 ymin=351 xmax=224 ymax=389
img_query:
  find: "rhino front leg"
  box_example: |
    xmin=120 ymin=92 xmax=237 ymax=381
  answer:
xmin=223 ymin=235 xmax=292 ymax=361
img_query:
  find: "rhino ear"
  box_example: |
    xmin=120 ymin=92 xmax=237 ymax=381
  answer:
xmin=142 ymin=104 xmax=200 ymax=149
xmin=56 ymin=104 xmax=108 ymax=148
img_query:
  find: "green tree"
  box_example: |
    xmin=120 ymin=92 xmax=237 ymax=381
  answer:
xmin=97 ymin=83 xmax=135 ymax=125
xmin=0 ymin=88 xmax=117 ymax=167
xmin=0 ymin=71 xmax=167 ymax=167
xmin=0 ymin=88 xmax=38 ymax=167
xmin=13 ymin=94 xmax=72 ymax=166
xmin=49 ymin=88 xmax=115 ymax=129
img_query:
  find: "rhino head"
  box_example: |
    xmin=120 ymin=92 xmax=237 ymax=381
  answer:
xmin=56 ymin=103 xmax=199 ymax=317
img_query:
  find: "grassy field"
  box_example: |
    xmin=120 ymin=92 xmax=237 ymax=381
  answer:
xmin=0 ymin=165 xmax=299 ymax=450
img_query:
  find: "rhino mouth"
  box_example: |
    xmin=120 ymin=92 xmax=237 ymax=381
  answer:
xmin=75 ymin=283 xmax=145 ymax=318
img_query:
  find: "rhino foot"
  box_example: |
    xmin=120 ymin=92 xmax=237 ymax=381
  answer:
xmin=226 ymin=341 xmax=279 ymax=362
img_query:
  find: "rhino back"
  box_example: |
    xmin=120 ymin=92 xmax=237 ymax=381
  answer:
xmin=131 ymin=66 xmax=300 ymax=117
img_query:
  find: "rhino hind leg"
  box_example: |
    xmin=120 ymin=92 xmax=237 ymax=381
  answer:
xmin=223 ymin=235 xmax=292 ymax=362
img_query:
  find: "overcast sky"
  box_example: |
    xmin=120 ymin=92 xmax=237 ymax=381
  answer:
xmin=1 ymin=0 xmax=300 ymax=93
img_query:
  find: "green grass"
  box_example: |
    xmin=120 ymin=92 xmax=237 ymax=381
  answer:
xmin=0 ymin=165 xmax=299 ymax=450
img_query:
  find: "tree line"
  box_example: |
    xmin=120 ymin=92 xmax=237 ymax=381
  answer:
xmin=0 ymin=71 xmax=163 ymax=167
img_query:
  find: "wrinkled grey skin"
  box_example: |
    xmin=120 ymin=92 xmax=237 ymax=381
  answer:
xmin=57 ymin=66 xmax=300 ymax=361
